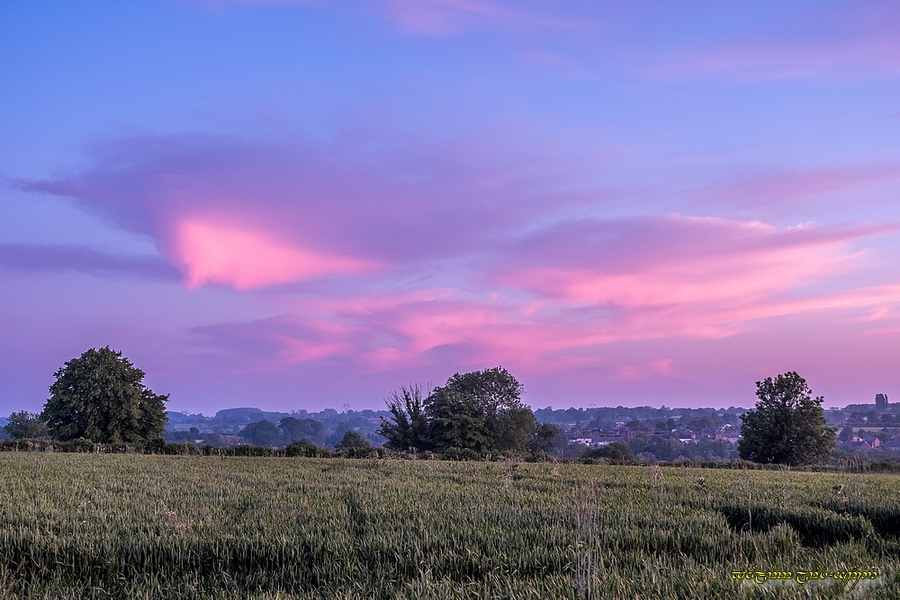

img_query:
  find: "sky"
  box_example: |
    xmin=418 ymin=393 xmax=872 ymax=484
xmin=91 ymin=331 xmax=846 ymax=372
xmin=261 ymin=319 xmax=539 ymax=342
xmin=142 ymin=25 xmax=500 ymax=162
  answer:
xmin=1 ymin=1 xmax=899 ymax=414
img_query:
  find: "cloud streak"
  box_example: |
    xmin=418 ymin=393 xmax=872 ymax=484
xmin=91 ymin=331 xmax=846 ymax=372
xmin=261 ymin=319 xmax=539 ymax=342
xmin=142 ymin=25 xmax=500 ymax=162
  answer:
xmin=0 ymin=243 xmax=180 ymax=281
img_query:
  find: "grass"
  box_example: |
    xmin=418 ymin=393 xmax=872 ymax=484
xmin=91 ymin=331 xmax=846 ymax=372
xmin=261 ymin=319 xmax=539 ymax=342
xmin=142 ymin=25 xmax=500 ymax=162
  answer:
xmin=0 ymin=454 xmax=898 ymax=598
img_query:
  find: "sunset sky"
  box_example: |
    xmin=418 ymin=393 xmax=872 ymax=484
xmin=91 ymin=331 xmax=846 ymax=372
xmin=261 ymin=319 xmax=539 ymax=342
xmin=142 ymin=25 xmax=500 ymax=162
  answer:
xmin=2 ymin=1 xmax=899 ymax=414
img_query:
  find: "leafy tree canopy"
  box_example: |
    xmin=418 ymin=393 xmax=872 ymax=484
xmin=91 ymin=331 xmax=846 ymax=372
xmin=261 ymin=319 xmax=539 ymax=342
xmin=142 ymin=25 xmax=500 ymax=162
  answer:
xmin=584 ymin=441 xmax=635 ymax=462
xmin=381 ymin=367 xmax=537 ymax=455
xmin=738 ymin=372 xmax=835 ymax=466
xmin=428 ymin=367 xmax=529 ymax=454
xmin=377 ymin=385 xmax=432 ymax=452
xmin=4 ymin=411 xmax=48 ymax=440
xmin=240 ymin=420 xmax=282 ymax=447
xmin=42 ymin=347 xmax=168 ymax=445
xmin=279 ymin=417 xmax=325 ymax=445
xmin=336 ymin=430 xmax=371 ymax=450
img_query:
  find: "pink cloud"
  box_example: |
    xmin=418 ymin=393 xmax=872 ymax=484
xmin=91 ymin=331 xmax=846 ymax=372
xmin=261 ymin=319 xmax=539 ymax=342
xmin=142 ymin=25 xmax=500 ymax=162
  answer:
xmin=490 ymin=215 xmax=900 ymax=340
xmin=175 ymin=220 xmax=378 ymax=289
xmin=650 ymin=358 xmax=672 ymax=376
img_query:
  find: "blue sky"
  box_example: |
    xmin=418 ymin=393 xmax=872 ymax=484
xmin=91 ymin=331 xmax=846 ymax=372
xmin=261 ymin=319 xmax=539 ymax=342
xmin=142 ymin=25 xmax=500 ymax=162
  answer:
xmin=2 ymin=1 xmax=899 ymax=414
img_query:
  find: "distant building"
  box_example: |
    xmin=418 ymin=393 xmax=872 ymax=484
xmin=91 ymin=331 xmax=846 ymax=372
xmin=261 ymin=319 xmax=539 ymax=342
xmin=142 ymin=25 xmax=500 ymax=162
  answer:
xmin=623 ymin=428 xmax=651 ymax=441
xmin=591 ymin=436 xmax=623 ymax=447
xmin=715 ymin=430 xmax=741 ymax=445
xmin=875 ymin=393 xmax=889 ymax=406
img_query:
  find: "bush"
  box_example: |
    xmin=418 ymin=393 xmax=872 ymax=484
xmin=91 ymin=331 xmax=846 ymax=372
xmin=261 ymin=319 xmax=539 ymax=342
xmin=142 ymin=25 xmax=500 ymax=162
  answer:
xmin=285 ymin=439 xmax=329 ymax=458
xmin=583 ymin=442 xmax=635 ymax=463
xmin=72 ymin=437 xmax=95 ymax=453
xmin=443 ymin=447 xmax=480 ymax=461
xmin=232 ymin=444 xmax=277 ymax=457
xmin=164 ymin=442 xmax=200 ymax=455
xmin=144 ymin=436 xmax=166 ymax=454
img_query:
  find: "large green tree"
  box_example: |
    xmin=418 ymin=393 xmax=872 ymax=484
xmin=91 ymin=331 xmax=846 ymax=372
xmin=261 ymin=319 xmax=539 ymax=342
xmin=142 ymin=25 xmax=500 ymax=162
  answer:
xmin=738 ymin=372 xmax=835 ymax=465
xmin=427 ymin=367 xmax=534 ymax=454
xmin=42 ymin=347 xmax=168 ymax=445
xmin=379 ymin=367 xmax=538 ymax=456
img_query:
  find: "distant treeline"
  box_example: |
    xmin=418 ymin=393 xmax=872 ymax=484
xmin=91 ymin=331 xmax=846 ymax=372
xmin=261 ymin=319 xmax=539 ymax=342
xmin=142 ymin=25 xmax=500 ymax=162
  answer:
xmin=3 ymin=438 xmax=900 ymax=473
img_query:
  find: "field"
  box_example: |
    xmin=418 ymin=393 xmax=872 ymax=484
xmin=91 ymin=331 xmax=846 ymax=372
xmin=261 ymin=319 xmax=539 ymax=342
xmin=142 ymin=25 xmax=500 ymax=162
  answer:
xmin=0 ymin=454 xmax=898 ymax=599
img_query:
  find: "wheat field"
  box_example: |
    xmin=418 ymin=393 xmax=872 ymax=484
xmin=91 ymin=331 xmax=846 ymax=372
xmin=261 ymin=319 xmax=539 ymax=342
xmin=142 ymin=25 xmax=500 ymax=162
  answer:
xmin=0 ymin=453 xmax=897 ymax=599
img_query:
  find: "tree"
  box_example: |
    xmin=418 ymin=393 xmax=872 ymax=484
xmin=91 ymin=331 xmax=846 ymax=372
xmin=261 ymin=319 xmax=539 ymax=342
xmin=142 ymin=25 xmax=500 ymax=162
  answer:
xmin=738 ymin=372 xmax=835 ymax=465
xmin=279 ymin=417 xmax=325 ymax=445
xmin=4 ymin=411 xmax=48 ymax=440
xmin=584 ymin=442 xmax=635 ymax=462
xmin=838 ymin=426 xmax=854 ymax=443
xmin=426 ymin=367 xmax=533 ymax=454
xmin=526 ymin=423 xmax=565 ymax=457
xmin=377 ymin=367 xmax=538 ymax=456
xmin=496 ymin=406 xmax=537 ymax=453
xmin=42 ymin=347 xmax=168 ymax=445
xmin=336 ymin=430 xmax=371 ymax=450
xmin=336 ymin=430 xmax=372 ymax=457
xmin=240 ymin=420 xmax=282 ymax=447
xmin=377 ymin=385 xmax=432 ymax=451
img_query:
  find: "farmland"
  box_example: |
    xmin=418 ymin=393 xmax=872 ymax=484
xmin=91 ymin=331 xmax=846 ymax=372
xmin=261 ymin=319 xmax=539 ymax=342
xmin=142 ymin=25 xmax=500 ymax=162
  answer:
xmin=0 ymin=454 xmax=898 ymax=599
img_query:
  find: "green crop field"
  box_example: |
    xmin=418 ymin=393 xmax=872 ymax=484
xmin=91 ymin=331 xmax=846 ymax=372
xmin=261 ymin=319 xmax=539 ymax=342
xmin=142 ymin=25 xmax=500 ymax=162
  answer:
xmin=0 ymin=454 xmax=897 ymax=599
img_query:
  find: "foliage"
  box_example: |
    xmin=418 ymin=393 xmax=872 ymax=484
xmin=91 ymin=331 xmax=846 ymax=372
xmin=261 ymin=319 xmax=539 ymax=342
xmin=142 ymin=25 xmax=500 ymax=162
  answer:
xmin=377 ymin=385 xmax=432 ymax=451
xmin=239 ymin=420 xmax=282 ymax=447
xmin=41 ymin=347 xmax=168 ymax=445
xmin=426 ymin=385 xmax=495 ymax=454
xmin=335 ymin=430 xmax=373 ymax=458
xmin=427 ymin=367 xmax=534 ymax=454
xmin=284 ymin=439 xmax=329 ymax=458
xmin=378 ymin=368 xmax=538 ymax=456
xmin=231 ymin=444 xmax=278 ymax=457
xmin=278 ymin=417 xmax=325 ymax=445
xmin=583 ymin=441 xmax=635 ymax=462
xmin=336 ymin=430 xmax=370 ymax=449
xmin=0 ymin=454 xmax=898 ymax=598
xmin=163 ymin=441 xmax=201 ymax=455
xmin=738 ymin=372 xmax=836 ymax=465
xmin=495 ymin=405 xmax=537 ymax=453
xmin=3 ymin=411 xmax=48 ymax=440
xmin=526 ymin=422 xmax=565 ymax=456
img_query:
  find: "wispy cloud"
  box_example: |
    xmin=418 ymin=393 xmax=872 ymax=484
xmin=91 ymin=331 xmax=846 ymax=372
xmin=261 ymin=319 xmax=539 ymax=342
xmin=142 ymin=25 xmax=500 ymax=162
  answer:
xmin=0 ymin=243 xmax=179 ymax=281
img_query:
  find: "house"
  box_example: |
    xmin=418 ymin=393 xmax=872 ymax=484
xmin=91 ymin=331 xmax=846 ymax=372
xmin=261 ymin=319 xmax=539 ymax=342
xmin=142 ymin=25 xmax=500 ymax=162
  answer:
xmin=591 ymin=435 xmax=624 ymax=447
xmin=715 ymin=430 xmax=741 ymax=445
xmin=863 ymin=437 xmax=881 ymax=448
xmin=696 ymin=429 xmax=718 ymax=442
xmin=623 ymin=428 xmax=651 ymax=441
